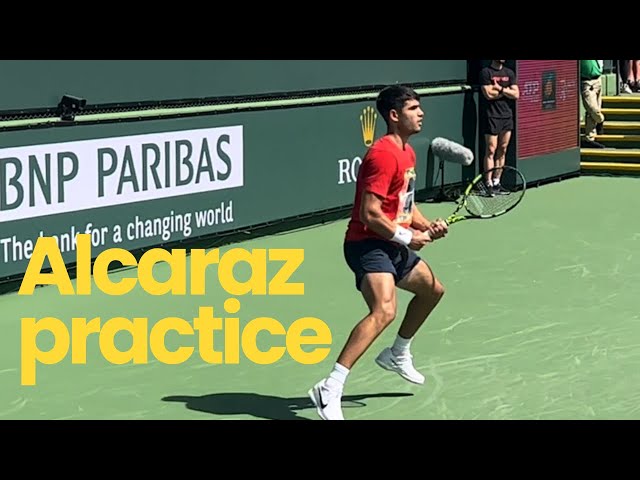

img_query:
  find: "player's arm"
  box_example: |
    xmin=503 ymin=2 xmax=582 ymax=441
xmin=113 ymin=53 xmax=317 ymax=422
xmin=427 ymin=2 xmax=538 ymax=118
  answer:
xmin=502 ymin=83 xmax=519 ymax=99
xmin=360 ymin=192 xmax=431 ymax=249
xmin=480 ymin=69 xmax=502 ymax=100
xmin=410 ymin=204 xmax=431 ymax=231
xmin=502 ymin=71 xmax=520 ymax=99
xmin=360 ymin=191 xmax=405 ymax=239
xmin=358 ymin=151 xmax=431 ymax=249
xmin=411 ymin=204 xmax=448 ymax=239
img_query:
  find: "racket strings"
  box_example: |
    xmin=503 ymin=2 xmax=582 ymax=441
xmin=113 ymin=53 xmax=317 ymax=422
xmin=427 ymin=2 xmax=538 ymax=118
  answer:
xmin=467 ymin=182 xmax=523 ymax=216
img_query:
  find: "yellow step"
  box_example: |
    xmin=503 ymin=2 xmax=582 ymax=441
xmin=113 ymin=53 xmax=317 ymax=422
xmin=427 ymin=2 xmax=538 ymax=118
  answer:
xmin=580 ymin=148 xmax=640 ymax=158
xmin=602 ymin=108 xmax=640 ymax=115
xmin=602 ymin=96 xmax=640 ymax=103
xmin=581 ymin=162 xmax=640 ymax=171
xmin=593 ymin=134 xmax=640 ymax=142
xmin=581 ymin=121 xmax=640 ymax=129
xmin=587 ymin=134 xmax=640 ymax=149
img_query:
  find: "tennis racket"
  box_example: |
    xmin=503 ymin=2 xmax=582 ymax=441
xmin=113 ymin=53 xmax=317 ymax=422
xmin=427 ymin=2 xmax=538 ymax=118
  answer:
xmin=444 ymin=165 xmax=526 ymax=226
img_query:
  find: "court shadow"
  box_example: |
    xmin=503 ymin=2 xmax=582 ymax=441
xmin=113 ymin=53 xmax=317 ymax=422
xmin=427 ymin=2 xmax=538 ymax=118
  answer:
xmin=162 ymin=392 xmax=414 ymax=420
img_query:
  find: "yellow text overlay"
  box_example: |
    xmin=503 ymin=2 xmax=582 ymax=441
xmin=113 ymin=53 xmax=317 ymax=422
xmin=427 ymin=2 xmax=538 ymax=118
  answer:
xmin=18 ymin=235 xmax=333 ymax=386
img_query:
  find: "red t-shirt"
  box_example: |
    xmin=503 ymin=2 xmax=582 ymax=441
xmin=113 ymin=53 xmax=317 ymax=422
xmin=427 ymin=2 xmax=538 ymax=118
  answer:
xmin=345 ymin=135 xmax=417 ymax=242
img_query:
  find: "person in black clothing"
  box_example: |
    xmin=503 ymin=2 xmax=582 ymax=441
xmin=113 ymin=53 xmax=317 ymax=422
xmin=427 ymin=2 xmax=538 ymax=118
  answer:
xmin=479 ymin=60 xmax=519 ymax=195
xmin=617 ymin=60 xmax=632 ymax=94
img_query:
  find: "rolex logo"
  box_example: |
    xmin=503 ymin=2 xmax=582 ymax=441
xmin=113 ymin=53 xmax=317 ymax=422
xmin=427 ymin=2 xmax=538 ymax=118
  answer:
xmin=360 ymin=106 xmax=377 ymax=147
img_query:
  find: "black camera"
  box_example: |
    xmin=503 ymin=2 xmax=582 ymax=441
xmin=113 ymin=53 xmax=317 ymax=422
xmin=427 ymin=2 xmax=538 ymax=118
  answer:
xmin=57 ymin=94 xmax=87 ymax=121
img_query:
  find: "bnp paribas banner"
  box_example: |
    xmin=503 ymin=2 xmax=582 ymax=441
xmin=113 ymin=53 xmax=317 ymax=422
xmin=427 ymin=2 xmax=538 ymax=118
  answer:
xmin=0 ymin=94 xmax=459 ymax=279
xmin=0 ymin=126 xmax=245 ymax=279
xmin=0 ymin=126 xmax=243 ymax=223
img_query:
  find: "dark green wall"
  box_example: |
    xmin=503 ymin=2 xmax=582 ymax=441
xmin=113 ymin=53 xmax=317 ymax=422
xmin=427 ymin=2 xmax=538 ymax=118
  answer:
xmin=0 ymin=60 xmax=583 ymax=282
xmin=517 ymin=149 xmax=580 ymax=184
xmin=0 ymin=60 xmax=467 ymax=112
xmin=0 ymin=88 xmax=471 ymax=279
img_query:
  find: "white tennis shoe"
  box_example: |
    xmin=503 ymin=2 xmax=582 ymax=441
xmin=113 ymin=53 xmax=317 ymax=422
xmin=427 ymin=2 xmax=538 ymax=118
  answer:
xmin=375 ymin=347 xmax=425 ymax=385
xmin=308 ymin=379 xmax=344 ymax=420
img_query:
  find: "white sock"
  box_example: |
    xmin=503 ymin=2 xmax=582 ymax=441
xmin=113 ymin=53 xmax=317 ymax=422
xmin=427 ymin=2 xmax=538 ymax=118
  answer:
xmin=391 ymin=334 xmax=413 ymax=357
xmin=325 ymin=362 xmax=349 ymax=391
xmin=492 ymin=177 xmax=500 ymax=187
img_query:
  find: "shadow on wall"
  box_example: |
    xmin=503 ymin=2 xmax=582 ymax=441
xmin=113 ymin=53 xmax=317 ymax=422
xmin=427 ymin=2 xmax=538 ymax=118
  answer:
xmin=462 ymin=89 xmax=478 ymax=184
xmin=420 ymin=88 xmax=479 ymax=202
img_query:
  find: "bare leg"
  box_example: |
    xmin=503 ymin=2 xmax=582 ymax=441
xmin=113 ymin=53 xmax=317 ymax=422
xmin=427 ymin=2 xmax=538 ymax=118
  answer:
xmin=493 ymin=130 xmax=512 ymax=184
xmin=395 ymin=260 xmax=445 ymax=339
xmin=368 ymin=259 xmax=446 ymax=386
xmin=484 ymin=133 xmax=498 ymax=186
xmin=335 ymin=272 xmax=398 ymax=369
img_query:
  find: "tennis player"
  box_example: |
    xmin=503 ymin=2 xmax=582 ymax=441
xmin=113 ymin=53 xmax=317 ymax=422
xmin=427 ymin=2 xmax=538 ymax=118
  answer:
xmin=308 ymin=85 xmax=448 ymax=420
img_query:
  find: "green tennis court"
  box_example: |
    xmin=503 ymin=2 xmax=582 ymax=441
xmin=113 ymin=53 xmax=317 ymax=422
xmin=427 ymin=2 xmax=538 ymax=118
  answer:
xmin=1 ymin=175 xmax=639 ymax=420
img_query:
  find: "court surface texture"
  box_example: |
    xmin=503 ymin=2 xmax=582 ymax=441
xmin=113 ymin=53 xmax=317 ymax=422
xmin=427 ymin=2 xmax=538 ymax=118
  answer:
xmin=1 ymin=175 xmax=638 ymax=420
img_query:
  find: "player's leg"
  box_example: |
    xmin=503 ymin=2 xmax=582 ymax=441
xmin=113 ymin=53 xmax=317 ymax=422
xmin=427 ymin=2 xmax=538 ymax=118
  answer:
xmin=483 ymin=126 xmax=498 ymax=194
xmin=374 ymin=251 xmax=445 ymax=385
xmin=334 ymin=272 xmax=398 ymax=368
xmin=308 ymin=240 xmax=399 ymax=420
xmin=493 ymin=123 xmax=512 ymax=194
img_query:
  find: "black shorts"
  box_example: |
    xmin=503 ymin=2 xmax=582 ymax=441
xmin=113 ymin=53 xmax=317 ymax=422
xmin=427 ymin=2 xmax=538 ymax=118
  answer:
xmin=483 ymin=116 xmax=514 ymax=136
xmin=343 ymin=239 xmax=422 ymax=291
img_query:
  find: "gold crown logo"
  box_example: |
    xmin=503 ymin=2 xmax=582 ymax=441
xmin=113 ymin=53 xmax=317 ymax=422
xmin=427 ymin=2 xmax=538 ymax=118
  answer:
xmin=360 ymin=106 xmax=377 ymax=147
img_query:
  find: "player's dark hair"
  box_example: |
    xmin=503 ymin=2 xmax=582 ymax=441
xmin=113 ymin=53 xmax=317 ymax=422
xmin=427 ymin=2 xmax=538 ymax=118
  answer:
xmin=376 ymin=85 xmax=420 ymax=124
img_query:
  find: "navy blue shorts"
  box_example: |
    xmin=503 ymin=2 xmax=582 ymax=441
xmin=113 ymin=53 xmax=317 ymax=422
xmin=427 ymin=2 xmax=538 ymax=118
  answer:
xmin=343 ymin=239 xmax=422 ymax=291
